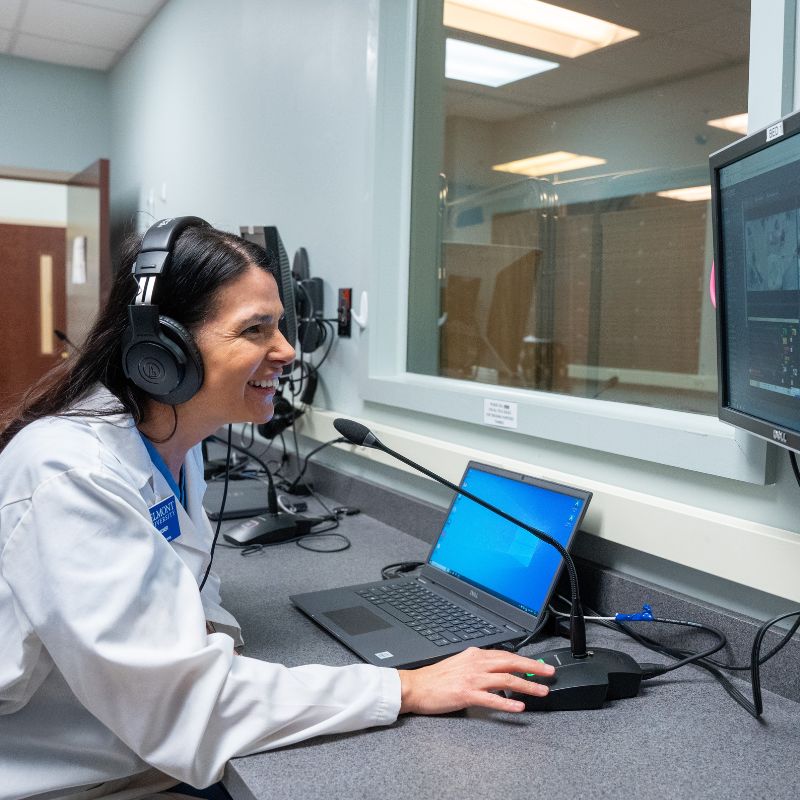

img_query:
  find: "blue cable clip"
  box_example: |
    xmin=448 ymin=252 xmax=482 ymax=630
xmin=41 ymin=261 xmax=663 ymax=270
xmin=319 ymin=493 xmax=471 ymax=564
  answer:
xmin=615 ymin=603 xmax=653 ymax=622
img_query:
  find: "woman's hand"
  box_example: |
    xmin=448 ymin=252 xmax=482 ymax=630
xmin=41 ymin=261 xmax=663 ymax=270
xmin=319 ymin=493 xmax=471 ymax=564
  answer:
xmin=398 ymin=647 xmax=555 ymax=715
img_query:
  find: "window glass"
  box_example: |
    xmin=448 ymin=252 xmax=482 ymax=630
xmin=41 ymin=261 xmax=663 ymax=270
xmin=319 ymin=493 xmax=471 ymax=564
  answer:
xmin=408 ymin=0 xmax=750 ymax=414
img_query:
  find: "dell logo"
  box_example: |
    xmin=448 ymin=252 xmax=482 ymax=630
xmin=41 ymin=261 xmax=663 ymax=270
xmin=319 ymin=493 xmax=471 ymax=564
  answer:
xmin=773 ymin=429 xmax=788 ymax=444
xmin=469 ymin=590 xmax=479 ymax=599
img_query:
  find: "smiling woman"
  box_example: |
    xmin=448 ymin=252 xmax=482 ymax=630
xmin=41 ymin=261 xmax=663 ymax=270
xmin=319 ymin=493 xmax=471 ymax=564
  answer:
xmin=0 ymin=217 xmax=555 ymax=800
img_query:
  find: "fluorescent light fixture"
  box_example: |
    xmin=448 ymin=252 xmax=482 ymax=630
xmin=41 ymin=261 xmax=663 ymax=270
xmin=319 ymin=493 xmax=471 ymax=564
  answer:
xmin=444 ymin=0 xmax=639 ymax=59
xmin=493 ymin=151 xmax=606 ymax=177
xmin=445 ymin=38 xmax=558 ymax=87
xmin=707 ymin=113 xmax=748 ymax=135
xmin=656 ymin=186 xmax=712 ymax=202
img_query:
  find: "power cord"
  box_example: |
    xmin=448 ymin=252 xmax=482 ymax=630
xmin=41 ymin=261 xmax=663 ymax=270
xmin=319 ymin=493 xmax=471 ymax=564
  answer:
xmin=550 ymin=593 xmax=800 ymax=719
xmin=281 ymin=436 xmax=347 ymax=494
xmin=381 ymin=561 xmax=425 ymax=580
xmin=199 ymin=424 xmax=232 ymax=592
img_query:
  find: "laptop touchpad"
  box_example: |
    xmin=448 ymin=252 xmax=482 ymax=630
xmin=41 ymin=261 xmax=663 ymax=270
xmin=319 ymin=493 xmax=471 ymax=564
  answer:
xmin=324 ymin=606 xmax=393 ymax=635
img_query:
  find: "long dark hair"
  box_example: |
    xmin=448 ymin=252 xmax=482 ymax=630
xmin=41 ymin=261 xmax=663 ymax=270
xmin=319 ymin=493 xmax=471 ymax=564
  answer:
xmin=0 ymin=224 xmax=275 ymax=451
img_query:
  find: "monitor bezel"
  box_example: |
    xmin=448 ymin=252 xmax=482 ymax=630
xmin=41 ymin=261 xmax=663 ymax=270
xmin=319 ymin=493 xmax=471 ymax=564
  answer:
xmin=710 ymin=108 xmax=800 ymax=455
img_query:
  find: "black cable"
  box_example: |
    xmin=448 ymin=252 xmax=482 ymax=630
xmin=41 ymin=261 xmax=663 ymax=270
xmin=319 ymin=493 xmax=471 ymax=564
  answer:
xmin=310 ymin=320 xmax=336 ymax=372
xmin=701 ymin=613 xmax=800 ymax=671
xmin=199 ymin=424 xmax=232 ymax=592
xmin=381 ymin=561 xmax=425 ymax=580
xmin=511 ymin=609 xmax=552 ymax=652
xmin=751 ymin=609 xmax=800 ymax=715
xmin=789 ymin=450 xmax=800 ymax=488
xmin=551 ymin=595 xmax=762 ymax=717
xmin=284 ymin=436 xmax=346 ymax=493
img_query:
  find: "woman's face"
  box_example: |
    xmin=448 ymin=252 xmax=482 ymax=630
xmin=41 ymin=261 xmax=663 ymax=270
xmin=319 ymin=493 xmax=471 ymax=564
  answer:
xmin=191 ymin=265 xmax=295 ymax=427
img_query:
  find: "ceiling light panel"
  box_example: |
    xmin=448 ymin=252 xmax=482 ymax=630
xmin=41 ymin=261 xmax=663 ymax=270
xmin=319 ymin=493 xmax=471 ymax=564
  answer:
xmin=493 ymin=151 xmax=606 ymax=177
xmin=707 ymin=113 xmax=748 ymax=135
xmin=445 ymin=38 xmax=558 ymax=87
xmin=656 ymin=186 xmax=712 ymax=202
xmin=444 ymin=0 xmax=639 ymax=59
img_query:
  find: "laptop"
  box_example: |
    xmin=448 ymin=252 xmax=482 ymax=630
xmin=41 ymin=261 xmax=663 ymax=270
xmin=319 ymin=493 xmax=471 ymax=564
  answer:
xmin=203 ymin=478 xmax=271 ymax=521
xmin=291 ymin=461 xmax=591 ymax=669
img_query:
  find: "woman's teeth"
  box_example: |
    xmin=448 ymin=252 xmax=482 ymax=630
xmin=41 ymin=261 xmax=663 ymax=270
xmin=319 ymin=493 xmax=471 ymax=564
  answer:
xmin=248 ymin=378 xmax=278 ymax=389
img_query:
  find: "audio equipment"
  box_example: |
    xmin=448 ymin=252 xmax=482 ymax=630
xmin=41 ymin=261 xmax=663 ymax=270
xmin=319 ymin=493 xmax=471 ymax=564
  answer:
xmin=331 ymin=418 xmax=643 ymax=710
xmin=122 ymin=216 xmax=209 ymax=404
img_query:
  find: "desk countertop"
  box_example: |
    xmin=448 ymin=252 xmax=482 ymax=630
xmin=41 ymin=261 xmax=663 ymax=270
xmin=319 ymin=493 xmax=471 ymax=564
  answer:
xmin=215 ymin=505 xmax=800 ymax=800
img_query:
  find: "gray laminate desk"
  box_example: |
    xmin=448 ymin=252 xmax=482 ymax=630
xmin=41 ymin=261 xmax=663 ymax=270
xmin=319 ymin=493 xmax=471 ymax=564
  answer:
xmin=215 ymin=505 xmax=800 ymax=800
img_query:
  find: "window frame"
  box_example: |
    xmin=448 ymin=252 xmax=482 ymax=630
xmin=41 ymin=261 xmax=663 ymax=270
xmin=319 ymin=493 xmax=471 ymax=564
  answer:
xmin=360 ymin=0 xmax=771 ymax=484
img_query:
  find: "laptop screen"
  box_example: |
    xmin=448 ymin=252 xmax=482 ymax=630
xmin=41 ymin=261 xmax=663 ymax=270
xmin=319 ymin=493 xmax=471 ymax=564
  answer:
xmin=427 ymin=464 xmax=589 ymax=617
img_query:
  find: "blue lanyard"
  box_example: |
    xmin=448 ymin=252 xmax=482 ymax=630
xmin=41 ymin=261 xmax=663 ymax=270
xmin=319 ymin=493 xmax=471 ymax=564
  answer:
xmin=138 ymin=433 xmax=187 ymax=509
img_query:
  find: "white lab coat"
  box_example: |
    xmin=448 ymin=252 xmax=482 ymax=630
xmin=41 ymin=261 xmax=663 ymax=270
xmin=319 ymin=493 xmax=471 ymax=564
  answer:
xmin=0 ymin=387 xmax=400 ymax=799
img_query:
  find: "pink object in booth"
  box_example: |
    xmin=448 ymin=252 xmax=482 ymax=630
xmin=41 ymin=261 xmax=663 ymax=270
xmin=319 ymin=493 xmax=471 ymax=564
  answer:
xmin=710 ymin=260 xmax=716 ymax=308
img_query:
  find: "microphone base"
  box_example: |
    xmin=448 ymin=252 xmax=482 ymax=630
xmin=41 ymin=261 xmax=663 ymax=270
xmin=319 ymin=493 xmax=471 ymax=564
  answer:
xmin=222 ymin=512 xmax=301 ymax=547
xmin=509 ymin=647 xmax=643 ymax=711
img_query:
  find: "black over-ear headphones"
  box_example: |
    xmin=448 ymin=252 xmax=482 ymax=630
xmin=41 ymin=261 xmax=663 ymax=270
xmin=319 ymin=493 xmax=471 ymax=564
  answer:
xmin=122 ymin=216 xmax=210 ymax=405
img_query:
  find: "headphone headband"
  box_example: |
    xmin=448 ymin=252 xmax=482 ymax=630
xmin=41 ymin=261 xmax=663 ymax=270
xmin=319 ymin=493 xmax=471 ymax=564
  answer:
xmin=133 ymin=216 xmax=210 ymax=279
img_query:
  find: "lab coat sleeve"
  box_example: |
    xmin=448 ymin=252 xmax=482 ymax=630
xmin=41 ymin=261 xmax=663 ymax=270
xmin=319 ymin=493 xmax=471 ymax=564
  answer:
xmin=1 ymin=466 xmax=401 ymax=788
xmin=199 ymin=568 xmax=245 ymax=649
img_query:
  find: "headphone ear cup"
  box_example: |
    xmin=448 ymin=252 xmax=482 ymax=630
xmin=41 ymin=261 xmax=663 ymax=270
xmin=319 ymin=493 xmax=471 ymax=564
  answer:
xmin=156 ymin=316 xmax=204 ymax=405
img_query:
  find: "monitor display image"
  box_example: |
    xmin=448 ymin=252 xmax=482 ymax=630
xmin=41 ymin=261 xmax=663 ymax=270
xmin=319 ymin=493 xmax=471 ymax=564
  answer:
xmin=711 ymin=112 xmax=800 ymax=452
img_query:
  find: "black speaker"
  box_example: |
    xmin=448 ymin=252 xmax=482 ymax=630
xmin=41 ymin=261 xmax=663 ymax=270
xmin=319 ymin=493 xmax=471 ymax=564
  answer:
xmin=121 ymin=216 xmax=209 ymax=405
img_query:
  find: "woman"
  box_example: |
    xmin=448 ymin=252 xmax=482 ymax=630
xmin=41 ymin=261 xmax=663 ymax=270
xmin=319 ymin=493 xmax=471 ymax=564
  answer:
xmin=0 ymin=218 xmax=553 ymax=799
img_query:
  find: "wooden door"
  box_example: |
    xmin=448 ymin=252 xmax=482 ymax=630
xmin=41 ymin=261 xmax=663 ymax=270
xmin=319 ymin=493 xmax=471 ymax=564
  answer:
xmin=0 ymin=224 xmax=67 ymax=413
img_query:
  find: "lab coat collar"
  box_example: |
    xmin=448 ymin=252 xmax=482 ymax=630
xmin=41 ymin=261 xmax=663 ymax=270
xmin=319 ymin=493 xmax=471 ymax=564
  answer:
xmin=80 ymin=386 xmax=213 ymax=559
xmin=78 ymin=386 xmax=153 ymax=493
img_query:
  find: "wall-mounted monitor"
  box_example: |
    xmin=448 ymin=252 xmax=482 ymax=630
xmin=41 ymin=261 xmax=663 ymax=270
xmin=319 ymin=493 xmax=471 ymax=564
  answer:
xmin=711 ymin=111 xmax=800 ymax=453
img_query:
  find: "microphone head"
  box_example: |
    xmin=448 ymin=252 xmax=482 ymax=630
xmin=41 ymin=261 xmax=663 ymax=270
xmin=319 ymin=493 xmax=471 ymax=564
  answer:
xmin=333 ymin=418 xmax=380 ymax=448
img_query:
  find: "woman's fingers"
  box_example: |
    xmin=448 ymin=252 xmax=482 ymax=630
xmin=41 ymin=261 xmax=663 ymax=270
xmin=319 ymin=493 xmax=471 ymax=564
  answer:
xmin=398 ymin=647 xmax=555 ymax=715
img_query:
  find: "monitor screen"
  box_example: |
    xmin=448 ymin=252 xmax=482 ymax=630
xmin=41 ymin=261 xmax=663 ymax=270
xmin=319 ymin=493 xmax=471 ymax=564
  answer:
xmin=711 ymin=113 xmax=800 ymax=452
xmin=427 ymin=463 xmax=590 ymax=617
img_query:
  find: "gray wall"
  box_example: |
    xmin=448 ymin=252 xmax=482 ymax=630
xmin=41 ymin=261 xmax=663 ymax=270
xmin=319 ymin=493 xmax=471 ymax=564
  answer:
xmin=0 ymin=53 xmax=110 ymax=174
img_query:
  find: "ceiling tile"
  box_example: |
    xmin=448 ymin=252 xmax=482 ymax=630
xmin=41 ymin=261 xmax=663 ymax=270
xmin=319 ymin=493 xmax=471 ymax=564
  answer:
xmin=0 ymin=0 xmax=22 ymax=29
xmin=446 ymin=88 xmax=544 ymax=122
xmin=670 ymin=12 xmax=749 ymax=58
xmin=20 ymin=0 xmax=142 ymax=50
xmin=0 ymin=28 xmax=12 ymax=52
xmin=64 ymin=0 xmax=166 ymax=16
xmin=551 ymin=0 xmax=731 ymax=35
xmin=13 ymin=31 xmax=116 ymax=70
xmin=495 ymin=62 xmax=645 ymax=108
xmin=573 ymin=34 xmax=735 ymax=83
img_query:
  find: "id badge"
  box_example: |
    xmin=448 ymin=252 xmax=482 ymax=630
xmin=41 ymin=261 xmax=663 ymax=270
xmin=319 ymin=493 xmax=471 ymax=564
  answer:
xmin=148 ymin=495 xmax=182 ymax=542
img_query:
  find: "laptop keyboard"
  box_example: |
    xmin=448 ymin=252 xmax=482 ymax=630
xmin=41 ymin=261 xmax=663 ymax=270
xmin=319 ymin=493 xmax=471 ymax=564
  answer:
xmin=357 ymin=580 xmax=501 ymax=647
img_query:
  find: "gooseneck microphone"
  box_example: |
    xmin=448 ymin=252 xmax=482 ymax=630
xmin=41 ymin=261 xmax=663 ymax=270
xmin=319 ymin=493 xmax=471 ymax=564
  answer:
xmin=209 ymin=435 xmax=301 ymax=545
xmin=54 ymin=329 xmax=77 ymax=349
xmin=333 ymin=417 xmax=643 ymax=711
xmin=333 ymin=418 xmax=587 ymax=658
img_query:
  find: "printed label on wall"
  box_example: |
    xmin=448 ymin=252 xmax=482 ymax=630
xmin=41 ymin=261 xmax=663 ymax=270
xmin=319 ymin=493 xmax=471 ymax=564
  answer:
xmin=483 ymin=399 xmax=518 ymax=429
xmin=767 ymin=121 xmax=784 ymax=141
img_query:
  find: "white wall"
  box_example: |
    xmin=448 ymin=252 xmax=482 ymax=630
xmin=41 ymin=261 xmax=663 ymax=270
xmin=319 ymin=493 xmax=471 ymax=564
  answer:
xmin=0 ymin=179 xmax=66 ymax=226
